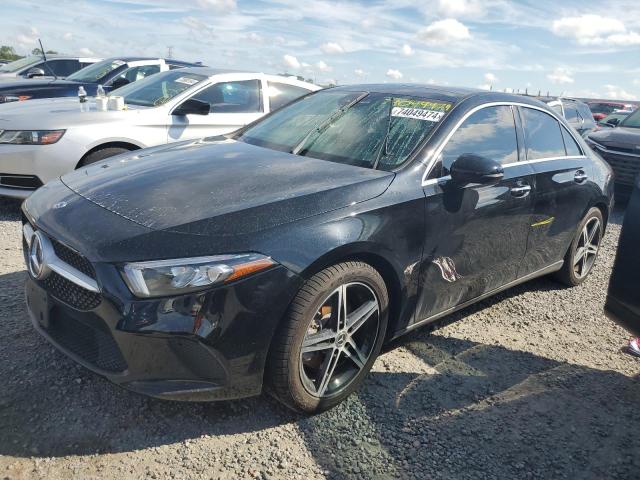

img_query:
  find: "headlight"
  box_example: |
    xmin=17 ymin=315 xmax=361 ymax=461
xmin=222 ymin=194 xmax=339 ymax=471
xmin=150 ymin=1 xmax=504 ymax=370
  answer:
xmin=122 ymin=253 xmax=276 ymax=297
xmin=0 ymin=95 xmax=32 ymax=103
xmin=0 ymin=130 xmax=65 ymax=145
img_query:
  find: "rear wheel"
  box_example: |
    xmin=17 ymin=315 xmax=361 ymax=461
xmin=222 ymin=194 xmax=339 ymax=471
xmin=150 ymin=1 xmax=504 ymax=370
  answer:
xmin=78 ymin=147 xmax=131 ymax=167
xmin=266 ymin=261 xmax=388 ymax=413
xmin=555 ymin=207 xmax=603 ymax=286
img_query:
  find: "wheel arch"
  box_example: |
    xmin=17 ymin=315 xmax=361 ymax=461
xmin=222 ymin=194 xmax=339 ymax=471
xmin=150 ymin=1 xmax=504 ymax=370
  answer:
xmin=76 ymin=141 xmax=143 ymax=169
xmin=298 ymin=242 xmax=404 ymax=342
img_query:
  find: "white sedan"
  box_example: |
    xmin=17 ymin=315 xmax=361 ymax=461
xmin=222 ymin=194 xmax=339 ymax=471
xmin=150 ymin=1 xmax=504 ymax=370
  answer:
xmin=0 ymin=68 xmax=319 ymax=198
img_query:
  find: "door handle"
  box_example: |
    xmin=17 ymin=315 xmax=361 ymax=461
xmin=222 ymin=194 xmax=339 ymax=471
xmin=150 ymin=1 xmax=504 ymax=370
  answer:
xmin=510 ymin=184 xmax=532 ymax=198
xmin=574 ymin=170 xmax=588 ymax=184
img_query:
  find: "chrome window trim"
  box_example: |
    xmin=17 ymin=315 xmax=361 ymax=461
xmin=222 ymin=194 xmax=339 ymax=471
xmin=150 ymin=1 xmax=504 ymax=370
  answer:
xmin=22 ymin=227 xmax=99 ymax=293
xmin=421 ymin=101 xmax=587 ymax=186
xmin=421 ymin=155 xmax=587 ymax=187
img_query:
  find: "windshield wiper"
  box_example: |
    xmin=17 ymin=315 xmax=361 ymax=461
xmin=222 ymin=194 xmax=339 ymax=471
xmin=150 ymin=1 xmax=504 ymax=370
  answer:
xmin=291 ymin=92 xmax=369 ymax=156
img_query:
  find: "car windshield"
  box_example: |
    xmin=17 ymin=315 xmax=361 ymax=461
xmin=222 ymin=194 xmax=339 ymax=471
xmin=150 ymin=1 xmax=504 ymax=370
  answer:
xmin=0 ymin=56 xmax=39 ymax=73
xmin=620 ymin=109 xmax=640 ymax=128
xmin=67 ymin=59 xmax=126 ymax=82
xmin=236 ymin=90 xmax=453 ymax=171
xmin=114 ymin=70 xmax=208 ymax=107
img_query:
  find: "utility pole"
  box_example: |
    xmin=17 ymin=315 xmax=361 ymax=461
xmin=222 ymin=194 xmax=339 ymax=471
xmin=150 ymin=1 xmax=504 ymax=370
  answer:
xmin=166 ymin=46 xmax=174 ymax=59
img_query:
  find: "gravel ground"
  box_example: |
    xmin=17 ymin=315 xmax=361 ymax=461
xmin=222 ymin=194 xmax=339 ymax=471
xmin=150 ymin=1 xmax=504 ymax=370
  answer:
xmin=1 ymin=197 xmax=638 ymax=480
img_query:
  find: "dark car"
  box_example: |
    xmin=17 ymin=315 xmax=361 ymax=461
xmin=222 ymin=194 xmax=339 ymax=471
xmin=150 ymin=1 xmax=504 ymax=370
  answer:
xmin=586 ymin=108 xmax=640 ymax=196
xmin=588 ymin=101 xmax=636 ymax=121
xmin=544 ymin=97 xmax=597 ymax=137
xmin=605 ymin=177 xmax=640 ymax=336
xmin=0 ymin=55 xmax=100 ymax=80
xmin=0 ymin=57 xmax=202 ymax=104
xmin=22 ymin=85 xmax=614 ymax=413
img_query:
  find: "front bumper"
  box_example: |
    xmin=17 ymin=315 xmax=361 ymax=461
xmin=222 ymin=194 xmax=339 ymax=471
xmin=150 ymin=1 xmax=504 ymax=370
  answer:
xmin=0 ymin=142 xmax=80 ymax=197
xmin=24 ymin=238 xmax=302 ymax=401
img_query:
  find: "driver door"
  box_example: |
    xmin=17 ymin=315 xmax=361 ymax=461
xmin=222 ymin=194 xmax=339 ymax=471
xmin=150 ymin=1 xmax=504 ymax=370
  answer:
xmin=168 ymin=78 xmax=265 ymax=142
xmin=414 ymin=105 xmax=537 ymax=323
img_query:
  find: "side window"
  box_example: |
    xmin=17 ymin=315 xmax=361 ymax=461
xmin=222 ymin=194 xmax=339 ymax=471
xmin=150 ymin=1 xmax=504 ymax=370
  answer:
xmin=191 ymin=80 xmax=262 ymax=113
xmin=550 ymin=104 xmax=563 ymax=116
xmin=50 ymin=59 xmax=81 ymax=76
xmin=111 ymin=65 xmax=160 ymax=85
xmin=267 ymin=82 xmax=311 ymax=111
xmin=561 ymin=127 xmax=582 ymax=156
xmin=520 ymin=107 xmax=566 ymax=160
xmin=564 ymin=106 xmax=579 ymax=122
xmin=440 ymin=105 xmax=518 ymax=175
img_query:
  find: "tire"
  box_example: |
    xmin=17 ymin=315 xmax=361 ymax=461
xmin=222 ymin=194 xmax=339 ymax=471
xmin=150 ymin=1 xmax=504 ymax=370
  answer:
xmin=554 ymin=207 xmax=604 ymax=286
xmin=78 ymin=147 xmax=131 ymax=167
xmin=266 ymin=261 xmax=389 ymax=414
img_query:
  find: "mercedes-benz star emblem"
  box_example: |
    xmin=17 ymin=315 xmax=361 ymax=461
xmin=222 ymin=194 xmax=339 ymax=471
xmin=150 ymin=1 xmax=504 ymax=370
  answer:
xmin=28 ymin=231 xmax=50 ymax=280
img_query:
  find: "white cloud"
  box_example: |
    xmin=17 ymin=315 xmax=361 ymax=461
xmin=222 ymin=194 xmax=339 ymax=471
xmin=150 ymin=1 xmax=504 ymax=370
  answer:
xmin=316 ymin=60 xmax=332 ymax=72
xmin=603 ymin=84 xmax=637 ymax=101
xmin=478 ymin=84 xmax=492 ymax=90
xmin=552 ymin=15 xmax=640 ymax=46
xmin=354 ymin=68 xmax=365 ymax=78
xmin=182 ymin=16 xmax=211 ymax=33
xmin=283 ymin=54 xmax=301 ymax=70
xmin=321 ymin=42 xmax=344 ymax=54
xmin=400 ymin=44 xmax=413 ymax=56
xmin=484 ymin=72 xmax=498 ymax=83
xmin=547 ymin=67 xmax=574 ymax=84
xmin=63 ymin=32 xmax=73 ymax=41
xmin=386 ymin=69 xmax=403 ymax=80
xmin=196 ymin=0 xmax=237 ymax=12
xmin=246 ymin=32 xmax=263 ymax=43
xmin=79 ymin=47 xmax=95 ymax=56
xmin=436 ymin=0 xmax=484 ymax=18
xmin=417 ymin=19 xmax=471 ymax=45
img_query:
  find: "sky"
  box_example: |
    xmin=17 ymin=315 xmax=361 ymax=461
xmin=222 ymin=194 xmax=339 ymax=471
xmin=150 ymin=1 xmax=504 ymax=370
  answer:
xmin=2 ymin=0 xmax=639 ymax=100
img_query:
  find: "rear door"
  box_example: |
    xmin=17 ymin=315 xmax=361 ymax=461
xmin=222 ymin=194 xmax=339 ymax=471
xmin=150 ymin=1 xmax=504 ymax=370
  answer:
xmin=517 ymin=106 xmax=593 ymax=276
xmin=415 ymin=104 xmax=537 ymax=322
xmin=168 ymin=78 xmax=265 ymax=141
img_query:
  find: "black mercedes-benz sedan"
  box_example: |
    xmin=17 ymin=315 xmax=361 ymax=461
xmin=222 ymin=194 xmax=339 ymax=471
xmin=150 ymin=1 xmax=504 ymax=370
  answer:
xmin=22 ymin=85 xmax=614 ymax=413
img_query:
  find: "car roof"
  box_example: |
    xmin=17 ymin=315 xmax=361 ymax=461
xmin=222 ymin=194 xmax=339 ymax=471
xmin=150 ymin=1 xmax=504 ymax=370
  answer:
xmin=329 ymin=83 xmax=549 ymax=108
xmin=102 ymin=57 xmax=203 ymax=67
xmin=170 ymin=67 xmax=319 ymax=88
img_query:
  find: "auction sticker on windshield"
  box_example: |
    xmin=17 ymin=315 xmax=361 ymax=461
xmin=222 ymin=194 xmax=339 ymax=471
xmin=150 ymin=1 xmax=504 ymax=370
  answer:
xmin=391 ymin=99 xmax=452 ymax=122
xmin=175 ymin=77 xmax=199 ymax=86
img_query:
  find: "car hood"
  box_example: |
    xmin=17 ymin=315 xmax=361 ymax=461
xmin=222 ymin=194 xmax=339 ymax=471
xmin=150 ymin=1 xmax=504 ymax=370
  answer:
xmin=61 ymin=138 xmax=395 ymax=237
xmin=588 ymin=127 xmax=640 ymax=149
xmin=0 ymin=97 xmax=151 ymax=129
xmin=0 ymin=78 xmax=78 ymax=89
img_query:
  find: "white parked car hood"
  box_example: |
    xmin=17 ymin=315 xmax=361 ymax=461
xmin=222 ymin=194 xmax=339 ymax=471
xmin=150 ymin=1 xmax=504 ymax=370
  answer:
xmin=0 ymin=97 xmax=151 ymax=130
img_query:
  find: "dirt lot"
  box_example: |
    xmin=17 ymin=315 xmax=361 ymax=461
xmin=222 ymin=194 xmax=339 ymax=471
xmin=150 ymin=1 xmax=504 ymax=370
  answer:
xmin=0 ymin=197 xmax=638 ymax=480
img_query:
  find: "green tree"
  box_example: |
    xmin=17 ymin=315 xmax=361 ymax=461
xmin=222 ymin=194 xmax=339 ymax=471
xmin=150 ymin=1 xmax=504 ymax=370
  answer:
xmin=0 ymin=45 xmax=21 ymax=61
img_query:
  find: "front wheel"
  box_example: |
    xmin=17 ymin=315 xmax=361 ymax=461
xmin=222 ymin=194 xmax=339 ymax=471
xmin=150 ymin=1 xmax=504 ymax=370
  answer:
xmin=266 ymin=261 xmax=388 ymax=413
xmin=555 ymin=207 xmax=604 ymax=286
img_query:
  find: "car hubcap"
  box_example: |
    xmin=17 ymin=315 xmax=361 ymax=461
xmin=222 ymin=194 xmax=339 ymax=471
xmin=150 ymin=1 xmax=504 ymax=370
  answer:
xmin=299 ymin=282 xmax=380 ymax=398
xmin=574 ymin=217 xmax=601 ymax=279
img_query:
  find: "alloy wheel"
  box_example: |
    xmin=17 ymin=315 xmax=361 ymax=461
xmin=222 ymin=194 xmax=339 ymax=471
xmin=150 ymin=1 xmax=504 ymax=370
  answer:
xmin=299 ymin=282 xmax=380 ymax=398
xmin=573 ymin=217 xmax=601 ymax=279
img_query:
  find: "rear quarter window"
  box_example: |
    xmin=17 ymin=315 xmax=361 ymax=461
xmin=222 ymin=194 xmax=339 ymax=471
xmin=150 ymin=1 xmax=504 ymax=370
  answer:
xmin=520 ymin=107 xmax=566 ymax=160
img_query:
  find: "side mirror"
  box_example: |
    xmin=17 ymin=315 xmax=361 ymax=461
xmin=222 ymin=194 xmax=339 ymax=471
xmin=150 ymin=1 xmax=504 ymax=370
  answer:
xmin=111 ymin=77 xmax=130 ymax=90
xmin=26 ymin=67 xmax=45 ymax=78
xmin=605 ymin=118 xmax=620 ymax=127
xmin=172 ymin=98 xmax=210 ymax=116
xmin=450 ymin=154 xmax=504 ymax=186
